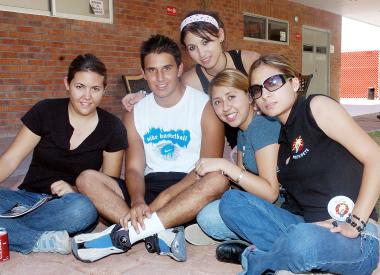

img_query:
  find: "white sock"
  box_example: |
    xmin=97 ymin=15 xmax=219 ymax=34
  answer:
xmin=157 ymin=228 xmax=176 ymax=246
xmin=126 ymin=212 xmax=165 ymax=244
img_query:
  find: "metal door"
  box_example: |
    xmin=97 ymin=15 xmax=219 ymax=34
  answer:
xmin=302 ymin=27 xmax=330 ymax=96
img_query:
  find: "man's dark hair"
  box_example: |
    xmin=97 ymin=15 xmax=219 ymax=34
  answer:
xmin=140 ymin=34 xmax=182 ymax=70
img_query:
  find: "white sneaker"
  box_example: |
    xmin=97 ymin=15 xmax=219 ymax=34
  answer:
xmin=72 ymin=224 xmax=130 ymax=262
xmin=145 ymin=226 xmax=187 ymax=262
xmin=33 ymin=231 xmax=71 ymax=254
xmin=184 ymin=224 xmax=221 ymax=246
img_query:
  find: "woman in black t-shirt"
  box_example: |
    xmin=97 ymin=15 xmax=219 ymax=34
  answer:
xmin=219 ymin=54 xmax=380 ymax=274
xmin=0 ymin=54 xmax=127 ymax=255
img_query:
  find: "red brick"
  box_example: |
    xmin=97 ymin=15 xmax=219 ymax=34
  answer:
xmin=0 ymin=0 xmax=341 ymax=136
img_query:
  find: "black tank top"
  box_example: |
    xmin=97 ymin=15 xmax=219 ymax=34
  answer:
xmin=278 ymin=95 xmax=377 ymax=222
xmin=195 ymin=50 xmax=247 ymax=148
xmin=195 ymin=50 xmax=247 ymax=93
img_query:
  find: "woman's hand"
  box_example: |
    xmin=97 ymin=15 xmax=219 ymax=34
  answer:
xmin=315 ymin=219 xmax=360 ymax=238
xmin=50 ymin=180 xmax=76 ymax=196
xmin=121 ymin=91 xmax=146 ymax=112
xmin=195 ymin=158 xmax=226 ymax=176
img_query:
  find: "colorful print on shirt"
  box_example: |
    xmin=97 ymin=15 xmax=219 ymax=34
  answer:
xmin=291 ymin=135 xmax=310 ymax=159
xmin=144 ymin=127 xmax=190 ymax=160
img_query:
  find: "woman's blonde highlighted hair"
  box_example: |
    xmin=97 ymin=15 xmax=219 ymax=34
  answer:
xmin=209 ymin=69 xmax=249 ymax=95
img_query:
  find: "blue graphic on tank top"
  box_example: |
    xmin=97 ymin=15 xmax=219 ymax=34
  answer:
xmin=144 ymin=128 xmax=191 ymax=160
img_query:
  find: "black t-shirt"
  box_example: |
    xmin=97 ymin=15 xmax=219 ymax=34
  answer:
xmin=278 ymin=95 xmax=377 ymax=222
xmin=19 ymin=98 xmax=128 ymax=194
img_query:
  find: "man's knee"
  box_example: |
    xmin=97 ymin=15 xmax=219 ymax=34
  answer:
xmin=76 ymin=169 xmax=100 ymax=193
xmin=196 ymin=172 xmax=229 ymax=200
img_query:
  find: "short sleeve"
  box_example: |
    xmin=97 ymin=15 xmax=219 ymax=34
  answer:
xmin=237 ymin=130 xmax=243 ymax=151
xmin=105 ymin=117 xmax=128 ymax=152
xmin=21 ymin=100 xmax=48 ymax=136
xmin=251 ymin=115 xmax=281 ymax=151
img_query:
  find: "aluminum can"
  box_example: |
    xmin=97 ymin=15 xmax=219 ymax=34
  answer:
xmin=0 ymin=228 xmax=10 ymax=262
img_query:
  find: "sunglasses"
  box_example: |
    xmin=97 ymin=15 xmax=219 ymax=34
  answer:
xmin=248 ymin=74 xmax=294 ymax=99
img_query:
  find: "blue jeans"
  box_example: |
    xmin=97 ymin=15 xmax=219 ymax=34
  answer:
xmin=220 ymin=190 xmax=379 ymax=275
xmin=197 ymin=199 xmax=239 ymax=240
xmin=0 ymin=189 xmax=98 ymax=254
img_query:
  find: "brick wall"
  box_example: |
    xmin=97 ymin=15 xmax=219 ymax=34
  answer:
xmin=0 ymin=0 xmax=341 ymax=137
xmin=341 ymin=51 xmax=379 ymax=98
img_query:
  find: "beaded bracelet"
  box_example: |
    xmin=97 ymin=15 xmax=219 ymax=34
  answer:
xmin=345 ymin=213 xmax=367 ymax=233
xmin=352 ymin=214 xmax=367 ymax=228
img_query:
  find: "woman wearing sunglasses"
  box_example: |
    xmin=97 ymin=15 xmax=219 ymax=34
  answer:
xmin=122 ymin=10 xmax=260 ymax=149
xmin=193 ymin=69 xmax=280 ymax=261
xmin=219 ymin=54 xmax=380 ymax=274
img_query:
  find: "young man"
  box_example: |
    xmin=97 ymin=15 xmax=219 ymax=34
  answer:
xmin=73 ymin=34 xmax=227 ymax=262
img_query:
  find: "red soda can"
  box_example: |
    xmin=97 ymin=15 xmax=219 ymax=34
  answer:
xmin=0 ymin=228 xmax=10 ymax=262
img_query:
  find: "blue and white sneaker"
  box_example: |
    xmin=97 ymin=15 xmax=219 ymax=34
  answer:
xmin=145 ymin=226 xmax=187 ymax=262
xmin=72 ymin=224 xmax=131 ymax=262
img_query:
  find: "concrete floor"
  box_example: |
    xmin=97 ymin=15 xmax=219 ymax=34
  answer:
xmin=1 ymin=232 xmax=241 ymax=275
xmin=1 ymin=102 xmax=380 ymax=275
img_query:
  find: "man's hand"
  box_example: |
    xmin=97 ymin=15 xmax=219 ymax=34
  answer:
xmin=315 ymin=219 xmax=360 ymax=238
xmin=121 ymin=91 xmax=146 ymax=112
xmin=120 ymin=202 xmax=152 ymax=233
xmin=50 ymin=180 xmax=75 ymax=196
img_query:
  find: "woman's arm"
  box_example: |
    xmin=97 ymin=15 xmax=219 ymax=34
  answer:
xmin=241 ymin=144 xmax=279 ymax=202
xmin=0 ymin=125 xmax=40 ymax=183
xmin=310 ymin=96 xmax=380 ymax=236
xmin=196 ymin=144 xmax=279 ymax=203
xmin=102 ymin=150 xmax=125 ymax=178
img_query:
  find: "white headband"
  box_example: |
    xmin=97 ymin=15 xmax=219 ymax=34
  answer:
xmin=180 ymin=14 xmax=219 ymax=31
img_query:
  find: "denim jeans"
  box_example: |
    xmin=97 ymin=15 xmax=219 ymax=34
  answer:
xmin=197 ymin=199 xmax=239 ymax=240
xmin=0 ymin=189 xmax=98 ymax=254
xmin=220 ymin=190 xmax=379 ymax=275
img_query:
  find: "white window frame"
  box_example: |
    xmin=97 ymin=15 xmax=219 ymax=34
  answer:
xmin=243 ymin=12 xmax=289 ymax=45
xmin=0 ymin=0 xmax=113 ymax=24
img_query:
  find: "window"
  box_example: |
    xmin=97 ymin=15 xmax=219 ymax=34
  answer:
xmin=303 ymin=44 xmax=314 ymax=52
xmin=316 ymin=46 xmax=327 ymax=54
xmin=244 ymin=13 xmax=289 ymax=44
xmin=268 ymin=20 xmax=288 ymax=43
xmin=244 ymin=15 xmax=266 ymax=39
xmin=0 ymin=0 xmax=113 ymax=23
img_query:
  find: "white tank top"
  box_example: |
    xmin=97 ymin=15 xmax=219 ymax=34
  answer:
xmin=134 ymin=86 xmax=209 ymax=175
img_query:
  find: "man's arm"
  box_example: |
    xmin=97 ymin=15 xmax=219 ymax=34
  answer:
xmin=149 ymin=102 xmax=225 ymax=211
xmin=199 ymin=102 xmax=225 ymax=158
xmin=121 ymin=111 xmax=150 ymax=230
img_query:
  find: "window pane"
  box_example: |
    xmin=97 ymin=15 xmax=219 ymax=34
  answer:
xmin=268 ymin=20 xmax=288 ymax=42
xmin=55 ymin=0 xmax=110 ymax=19
xmin=244 ymin=15 xmax=266 ymax=39
xmin=316 ymin=46 xmax=327 ymax=54
xmin=303 ymin=44 xmax=314 ymax=52
xmin=0 ymin=0 xmax=49 ymax=11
